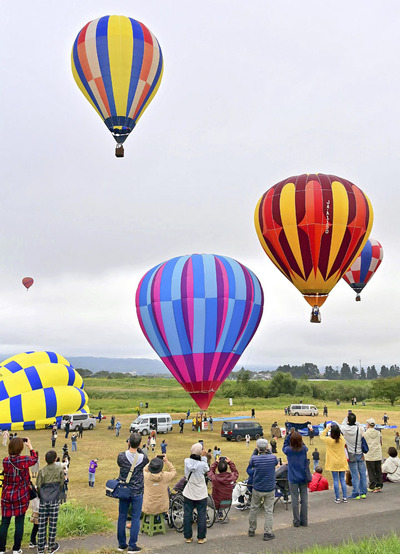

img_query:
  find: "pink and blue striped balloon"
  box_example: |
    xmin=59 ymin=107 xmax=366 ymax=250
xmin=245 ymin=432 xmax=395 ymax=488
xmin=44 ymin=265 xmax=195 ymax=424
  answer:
xmin=136 ymin=254 xmax=264 ymax=410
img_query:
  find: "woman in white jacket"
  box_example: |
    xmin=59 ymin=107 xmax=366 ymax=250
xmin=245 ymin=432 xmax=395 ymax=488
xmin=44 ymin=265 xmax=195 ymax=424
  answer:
xmin=183 ymin=442 xmax=209 ymax=545
xmin=382 ymin=447 xmax=400 ymax=482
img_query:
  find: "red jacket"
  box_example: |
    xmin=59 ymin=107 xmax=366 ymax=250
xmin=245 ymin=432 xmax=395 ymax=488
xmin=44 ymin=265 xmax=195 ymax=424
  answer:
xmin=2 ymin=450 xmax=38 ymax=517
xmin=207 ymin=460 xmax=238 ymax=509
xmin=308 ymin=472 xmax=329 ymax=492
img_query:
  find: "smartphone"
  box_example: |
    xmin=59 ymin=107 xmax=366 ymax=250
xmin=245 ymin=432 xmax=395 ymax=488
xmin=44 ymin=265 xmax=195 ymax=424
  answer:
xmin=156 ymin=454 xmax=164 ymax=459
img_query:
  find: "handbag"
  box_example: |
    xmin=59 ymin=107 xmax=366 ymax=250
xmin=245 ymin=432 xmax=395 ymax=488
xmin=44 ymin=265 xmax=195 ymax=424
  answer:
xmin=106 ymin=452 xmax=139 ymax=500
xmin=29 ymin=480 xmax=37 ymax=500
xmin=305 ymin=458 xmax=312 ymax=483
xmin=361 ymin=436 xmax=369 ymax=454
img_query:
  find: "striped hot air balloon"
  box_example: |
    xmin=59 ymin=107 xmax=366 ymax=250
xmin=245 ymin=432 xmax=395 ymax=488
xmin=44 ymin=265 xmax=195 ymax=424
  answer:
xmin=255 ymin=173 xmax=373 ymax=321
xmin=71 ymin=15 xmax=164 ymax=156
xmin=0 ymin=351 xmax=89 ymax=430
xmin=136 ymin=254 xmax=264 ymax=410
xmin=342 ymin=238 xmax=383 ymax=301
xmin=22 ymin=277 xmax=34 ymax=291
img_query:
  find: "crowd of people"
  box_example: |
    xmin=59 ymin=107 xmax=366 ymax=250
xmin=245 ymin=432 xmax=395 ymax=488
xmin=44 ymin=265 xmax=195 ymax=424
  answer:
xmin=0 ymin=409 xmax=399 ymax=552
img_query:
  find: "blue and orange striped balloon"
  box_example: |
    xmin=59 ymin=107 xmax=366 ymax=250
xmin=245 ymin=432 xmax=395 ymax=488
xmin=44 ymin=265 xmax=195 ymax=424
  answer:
xmin=71 ymin=15 xmax=163 ymax=146
xmin=136 ymin=254 xmax=264 ymax=410
xmin=0 ymin=351 xmax=89 ymax=430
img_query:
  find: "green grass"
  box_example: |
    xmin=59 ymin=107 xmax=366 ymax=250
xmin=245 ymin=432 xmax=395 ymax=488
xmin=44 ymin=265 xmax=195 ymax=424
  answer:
xmin=295 ymin=533 xmax=400 ymax=553
xmin=57 ymin=500 xmax=114 ymax=537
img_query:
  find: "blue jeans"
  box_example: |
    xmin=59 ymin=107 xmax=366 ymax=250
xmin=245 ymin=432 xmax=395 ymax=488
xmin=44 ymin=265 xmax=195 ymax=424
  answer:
xmin=183 ymin=497 xmax=207 ymax=540
xmin=117 ymin=494 xmax=143 ymax=550
xmin=289 ymin=482 xmax=308 ymax=526
xmin=313 ymin=460 xmax=319 ymax=471
xmin=348 ymin=454 xmax=367 ymax=496
xmin=331 ymin=471 xmax=347 ymax=499
xmin=89 ymin=472 xmax=95 ymax=484
xmin=71 ymin=441 xmax=77 ymax=451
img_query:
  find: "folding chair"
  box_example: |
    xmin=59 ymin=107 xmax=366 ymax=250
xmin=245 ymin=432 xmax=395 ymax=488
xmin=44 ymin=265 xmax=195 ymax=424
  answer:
xmin=274 ymin=478 xmax=290 ymax=511
xmin=216 ymin=499 xmax=232 ymax=523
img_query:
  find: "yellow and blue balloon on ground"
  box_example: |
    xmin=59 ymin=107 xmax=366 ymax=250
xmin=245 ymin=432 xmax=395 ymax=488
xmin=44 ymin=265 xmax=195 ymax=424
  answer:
xmin=0 ymin=351 xmax=89 ymax=430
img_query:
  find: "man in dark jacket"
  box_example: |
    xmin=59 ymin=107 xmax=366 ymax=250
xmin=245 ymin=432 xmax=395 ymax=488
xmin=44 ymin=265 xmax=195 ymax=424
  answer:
xmin=247 ymin=439 xmax=278 ymax=541
xmin=208 ymin=457 xmax=238 ymax=518
xmin=117 ymin=433 xmax=149 ymax=553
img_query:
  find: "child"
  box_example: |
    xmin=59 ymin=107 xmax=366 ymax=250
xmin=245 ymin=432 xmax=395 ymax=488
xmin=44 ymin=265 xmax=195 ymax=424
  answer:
xmin=71 ymin=433 xmax=77 ymax=451
xmin=29 ymin=492 xmax=40 ymax=548
xmin=36 ymin=450 xmax=65 ymax=554
xmin=88 ymin=458 xmax=98 ymax=487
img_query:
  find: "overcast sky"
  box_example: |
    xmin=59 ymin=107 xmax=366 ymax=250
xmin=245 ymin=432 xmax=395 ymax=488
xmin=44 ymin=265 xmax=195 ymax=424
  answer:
xmin=0 ymin=1 xmax=398 ymax=371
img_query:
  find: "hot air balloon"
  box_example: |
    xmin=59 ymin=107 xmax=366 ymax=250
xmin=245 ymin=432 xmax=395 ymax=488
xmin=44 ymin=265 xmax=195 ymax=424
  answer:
xmin=136 ymin=254 xmax=264 ymax=410
xmin=71 ymin=15 xmax=163 ymax=157
xmin=342 ymin=238 xmax=383 ymax=301
xmin=0 ymin=351 xmax=89 ymax=430
xmin=255 ymin=174 xmax=373 ymax=322
xmin=22 ymin=277 xmax=34 ymax=291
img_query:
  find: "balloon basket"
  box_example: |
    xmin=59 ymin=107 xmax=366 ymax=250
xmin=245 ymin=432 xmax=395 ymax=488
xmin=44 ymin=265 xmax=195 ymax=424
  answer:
xmin=356 ymin=295 xmax=361 ymax=302
xmin=310 ymin=307 xmax=321 ymax=323
xmin=115 ymin=145 xmax=124 ymax=158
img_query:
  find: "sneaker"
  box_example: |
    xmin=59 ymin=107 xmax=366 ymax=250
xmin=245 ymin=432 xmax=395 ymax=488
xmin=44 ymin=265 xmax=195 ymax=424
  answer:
xmin=373 ymin=488 xmax=382 ymax=493
xmin=367 ymin=487 xmax=375 ymax=492
xmin=128 ymin=548 xmax=141 ymax=553
xmin=29 ymin=544 xmax=37 ymax=549
xmin=263 ymin=533 xmax=275 ymax=541
xmin=349 ymin=493 xmax=360 ymax=499
xmin=49 ymin=544 xmax=60 ymax=554
xmin=248 ymin=530 xmax=255 ymax=537
xmin=13 ymin=550 xmax=23 ymax=554
xmin=360 ymin=494 xmax=366 ymax=499
xmin=197 ymin=538 xmax=207 ymax=544
xmin=118 ymin=547 xmax=128 ymax=552
xmin=343 ymin=498 xmax=348 ymax=503
xmin=185 ymin=538 xmax=193 ymax=543
xmin=334 ymin=498 xmax=341 ymax=503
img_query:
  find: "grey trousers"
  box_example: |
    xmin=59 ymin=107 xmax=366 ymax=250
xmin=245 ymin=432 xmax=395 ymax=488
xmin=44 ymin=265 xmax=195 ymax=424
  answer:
xmin=248 ymin=489 xmax=275 ymax=534
xmin=289 ymin=482 xmax=308 ymax=526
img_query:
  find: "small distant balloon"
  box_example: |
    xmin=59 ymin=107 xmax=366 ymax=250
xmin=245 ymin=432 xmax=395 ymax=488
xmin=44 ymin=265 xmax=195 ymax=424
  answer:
xmin=22 ymin=277 xmax=34 ymax=291
xmin=342 ymin=238 xmax=383 ymax=301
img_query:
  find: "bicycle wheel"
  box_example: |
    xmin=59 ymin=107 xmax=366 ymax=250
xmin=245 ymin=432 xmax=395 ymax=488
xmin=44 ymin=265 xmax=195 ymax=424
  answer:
xmin=206 ymin=494 xmax=216 ymax=528
xmin=170 ymin=494 xmax=185 ymax=533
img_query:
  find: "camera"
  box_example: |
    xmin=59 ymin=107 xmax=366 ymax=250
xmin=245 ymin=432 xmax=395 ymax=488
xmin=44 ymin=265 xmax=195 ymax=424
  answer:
xmin=156 ymin=454 xmax=165 ymax=460
xmin=22 ymin=438 xmax=28 ymax=443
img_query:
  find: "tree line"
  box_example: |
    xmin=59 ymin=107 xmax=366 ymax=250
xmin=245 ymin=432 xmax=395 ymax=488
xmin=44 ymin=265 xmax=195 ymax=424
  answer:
xmin=235 ymin=363 xmax=400 ymax=380
xmin=222 ymin=371 xmax=400 ymax=406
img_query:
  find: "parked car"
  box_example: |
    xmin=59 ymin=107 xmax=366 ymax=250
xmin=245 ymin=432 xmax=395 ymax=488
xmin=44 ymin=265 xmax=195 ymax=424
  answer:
xmin=129 ymin=413 xmax=173 ymax=435
xmin=288 ymin=404 xmax=318 ymax=416
xmin=221 ymin=420 xmax=264 ymax=442
xmin=60 ymin=413 xmax=97 ymax=431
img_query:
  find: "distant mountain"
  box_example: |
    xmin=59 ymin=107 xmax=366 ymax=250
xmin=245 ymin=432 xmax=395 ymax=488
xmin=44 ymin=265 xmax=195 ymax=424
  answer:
xmin=67 ymin=356 xmax=168 ymax=375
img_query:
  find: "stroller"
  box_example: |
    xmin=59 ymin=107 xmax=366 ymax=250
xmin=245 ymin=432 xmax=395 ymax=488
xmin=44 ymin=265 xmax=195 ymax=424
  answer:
xmin=233 ymin=480 xmax=252 ymax=510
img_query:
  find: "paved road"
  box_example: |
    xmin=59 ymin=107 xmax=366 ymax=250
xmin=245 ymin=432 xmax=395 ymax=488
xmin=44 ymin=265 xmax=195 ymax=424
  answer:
xmin=62 ymin=485 xmax=400 ymax=553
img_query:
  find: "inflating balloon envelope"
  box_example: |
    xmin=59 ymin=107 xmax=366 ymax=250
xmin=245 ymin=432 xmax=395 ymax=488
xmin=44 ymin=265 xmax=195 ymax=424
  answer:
xmin=0 ymin=351 xmax=89 ymax=430
xmin=255 ymin=174 xmax=373 ymax=322
xmin=136 ymin=254 xmax=264 ymax=410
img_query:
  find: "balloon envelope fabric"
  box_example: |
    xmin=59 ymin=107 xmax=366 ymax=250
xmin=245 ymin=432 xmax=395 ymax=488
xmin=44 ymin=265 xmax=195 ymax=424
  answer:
xmin=255 ymin=173 xmax=373 ymax=308
xmin=0 ymin=351 xmax=88 ymax=430
xmin=71 ymin=15 xmax=164 ymax=144
xmin=342 ymin=237 xmax=383 ymax=297
xmin=136 ymin=254 xmax=264 ymax=410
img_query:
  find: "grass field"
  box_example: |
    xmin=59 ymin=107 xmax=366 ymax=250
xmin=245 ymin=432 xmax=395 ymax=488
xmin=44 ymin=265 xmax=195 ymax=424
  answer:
xmin=14 ymin=376 xmax=400 ymax=534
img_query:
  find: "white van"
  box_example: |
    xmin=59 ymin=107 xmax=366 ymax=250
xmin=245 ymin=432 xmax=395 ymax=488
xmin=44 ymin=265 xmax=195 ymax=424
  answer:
xmin=289 ymin=404 xmax=318 ymax=417
xmin=130 ymin=413 xmax=173 ymax=435
xmin=61 ymin=413 xmax=97 ymax=431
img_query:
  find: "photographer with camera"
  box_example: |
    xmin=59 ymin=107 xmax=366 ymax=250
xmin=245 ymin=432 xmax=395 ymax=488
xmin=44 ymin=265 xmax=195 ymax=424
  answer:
xmin=142 ymin=454 xmax=176 ymax=516
xmin=183 ymin=443 xmax=209 ymax=545
xmin=208 ymin=456 xmax=238 ymax=521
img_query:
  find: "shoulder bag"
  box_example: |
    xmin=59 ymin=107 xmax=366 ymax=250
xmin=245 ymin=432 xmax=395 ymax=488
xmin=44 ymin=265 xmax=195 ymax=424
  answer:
xmin=105 ymin=452 xmax=139 ymax=500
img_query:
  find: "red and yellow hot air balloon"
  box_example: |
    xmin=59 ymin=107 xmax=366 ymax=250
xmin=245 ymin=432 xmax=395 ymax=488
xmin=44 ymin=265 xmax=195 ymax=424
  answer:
xmin=255 ymin=174 xmax=373 ymax=322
